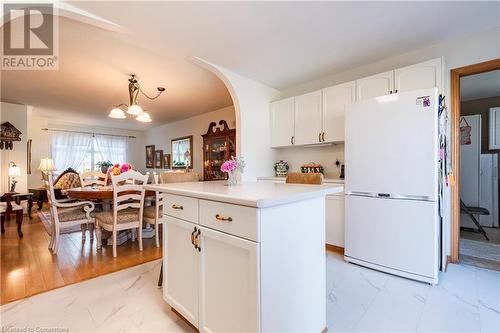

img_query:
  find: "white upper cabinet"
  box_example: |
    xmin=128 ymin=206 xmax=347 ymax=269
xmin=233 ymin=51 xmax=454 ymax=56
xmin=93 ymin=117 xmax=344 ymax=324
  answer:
xmin=294 ymin=90 xmax=323 ymax=145
xmin=270 ymin=97 xmax=295 ymax=147
xmin=394 ymin=58 xmax=442 ymax=93
xmin=356 ymin=70 xmax=394 ymax=101
xmin=322 ymin=81 xmax=356 ymax=143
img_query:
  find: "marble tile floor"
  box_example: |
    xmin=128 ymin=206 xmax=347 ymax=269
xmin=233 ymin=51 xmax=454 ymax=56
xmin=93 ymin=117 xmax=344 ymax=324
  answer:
xmin=1 ymin=252 xmax=499 ymax=332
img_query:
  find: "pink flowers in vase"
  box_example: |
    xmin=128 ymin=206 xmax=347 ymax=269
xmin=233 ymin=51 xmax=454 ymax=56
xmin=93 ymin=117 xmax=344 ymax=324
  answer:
xmin=109 ymin=163 xmax=133 ymax=176
xmin=220 ymin=156 xmax=245 ymax=186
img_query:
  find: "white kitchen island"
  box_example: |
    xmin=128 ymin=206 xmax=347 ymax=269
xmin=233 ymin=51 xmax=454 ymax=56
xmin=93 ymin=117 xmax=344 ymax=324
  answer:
xmin=144 ymin=181 xmax=343 ymax=333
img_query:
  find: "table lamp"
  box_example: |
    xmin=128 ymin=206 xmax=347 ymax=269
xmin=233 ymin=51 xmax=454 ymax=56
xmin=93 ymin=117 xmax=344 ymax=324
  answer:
xmin=8 ymin=161 xmax=21 ymax=192
xmin=38 ymin=158 xmax=56 ymax=181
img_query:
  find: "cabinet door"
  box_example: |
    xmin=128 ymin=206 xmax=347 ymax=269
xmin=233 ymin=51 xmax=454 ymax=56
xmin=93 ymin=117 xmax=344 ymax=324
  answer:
xmin=394 ymin=58 xmax=442 ymax=93
xmin=326 ymin=194 xmax=345 ymax=247
xmin=356 ymin=70 xmax=394 ymax=101
xmin=322 ymin=81 xmax=355 ymax=142
xmin=294 ymin=90 xmax=323 ymax=145
xmin=271 ymin=97 xmax=295 ymax=147
xmin=198 ymin=226 xmax=260 ymax=333
xmin=164 ymin=217 xmax=199 ymax=327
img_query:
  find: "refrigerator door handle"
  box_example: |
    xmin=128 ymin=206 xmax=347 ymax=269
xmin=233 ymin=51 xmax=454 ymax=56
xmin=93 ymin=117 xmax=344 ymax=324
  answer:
xmin=346 ymin=192 xmax=433 ymax=201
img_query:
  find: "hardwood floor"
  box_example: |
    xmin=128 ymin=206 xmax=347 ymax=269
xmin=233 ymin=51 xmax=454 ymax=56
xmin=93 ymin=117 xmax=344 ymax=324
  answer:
xmin=0 ymin=212 xmax=162 ymax=305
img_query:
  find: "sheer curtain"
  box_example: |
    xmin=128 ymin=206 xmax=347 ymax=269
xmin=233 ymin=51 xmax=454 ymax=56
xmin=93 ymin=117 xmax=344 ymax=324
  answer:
xmin=95 ymin=135 xmax=128 ymax=164
xmin=51 ymin=131 xmax=93 ymax=172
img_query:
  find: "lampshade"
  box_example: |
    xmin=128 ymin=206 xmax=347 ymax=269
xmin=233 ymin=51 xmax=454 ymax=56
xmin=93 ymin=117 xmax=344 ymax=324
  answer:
xmin=38 ymin=158 xmax=56 ymax=173
xmin=8 ymin=165 xmax=21 ymax=177
xmin=108 ymin=108 xmax=126 ymax=119
xmin=127 ymin=104 xmax=143 ymax=115
xmin=136 ymin=112 xmax=152 ymax=122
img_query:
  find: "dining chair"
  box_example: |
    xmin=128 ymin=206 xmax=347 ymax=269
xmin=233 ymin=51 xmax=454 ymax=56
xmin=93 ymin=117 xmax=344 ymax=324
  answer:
xmin=94 ymin=170 xmax=148 ymax=257
xmin=285 ymin=172 xmax=324 ymax=185
xmin=46 ymin=173 xmax=95 ymax=254
xmin=80 ymin=171 xmax=108 ymax=187
xmin=143 ymin=172 xmax=165 ymax=248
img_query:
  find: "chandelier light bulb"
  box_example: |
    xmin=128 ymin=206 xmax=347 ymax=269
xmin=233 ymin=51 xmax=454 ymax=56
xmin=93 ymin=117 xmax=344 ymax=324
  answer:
xmin=127 ymin=104 xmax=143 ymax=115
xmin=136 ymin=112 xmax=152 ymax=122
xmin=108 ymin=108 xmax=126 ymax=119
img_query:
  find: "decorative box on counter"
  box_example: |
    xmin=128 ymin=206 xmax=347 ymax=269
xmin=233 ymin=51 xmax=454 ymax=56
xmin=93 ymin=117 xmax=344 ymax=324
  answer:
xmin=300 ymin=162 xmax=324 ymax=174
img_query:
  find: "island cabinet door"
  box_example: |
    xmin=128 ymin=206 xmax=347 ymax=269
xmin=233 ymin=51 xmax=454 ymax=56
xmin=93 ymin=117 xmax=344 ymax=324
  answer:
xmin=164 ymin=217 xmax=199 ymax=327
xmin=198 ymin=226 xmax=260 ymax=333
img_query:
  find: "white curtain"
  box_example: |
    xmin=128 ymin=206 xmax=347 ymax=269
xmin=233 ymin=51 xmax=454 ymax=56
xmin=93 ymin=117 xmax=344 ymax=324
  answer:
xmin=51 ymin=131 xmax=93 ymax=172
xmin=95 ymin=134 xmax=128 ymax=165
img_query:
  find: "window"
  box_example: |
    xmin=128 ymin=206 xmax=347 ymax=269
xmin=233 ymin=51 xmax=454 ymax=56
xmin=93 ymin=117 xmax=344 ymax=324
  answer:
xmin=51 ymin=132 xmax=128 ymax=173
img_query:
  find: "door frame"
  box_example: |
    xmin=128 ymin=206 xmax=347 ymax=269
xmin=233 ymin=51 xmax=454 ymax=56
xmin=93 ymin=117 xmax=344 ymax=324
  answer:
xmin=450 ymin=58 xmax=500 ymax=263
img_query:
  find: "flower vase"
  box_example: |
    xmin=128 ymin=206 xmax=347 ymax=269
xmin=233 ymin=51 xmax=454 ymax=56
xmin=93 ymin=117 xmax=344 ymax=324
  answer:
xmin=227 ymin=171 xmax=238 ymax=186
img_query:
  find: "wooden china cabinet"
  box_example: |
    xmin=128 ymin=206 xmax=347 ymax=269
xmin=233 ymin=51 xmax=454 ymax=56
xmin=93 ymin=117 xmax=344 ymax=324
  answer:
xmin=202 ymin=120 xmax=236 ymax=181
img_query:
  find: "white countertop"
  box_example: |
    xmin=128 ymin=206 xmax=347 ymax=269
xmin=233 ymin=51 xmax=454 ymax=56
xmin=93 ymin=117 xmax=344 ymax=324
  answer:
xmin=144 ymin=181 xmax=343 ymax=208
xmin=257 ymin=176 xmax=345 ymax=184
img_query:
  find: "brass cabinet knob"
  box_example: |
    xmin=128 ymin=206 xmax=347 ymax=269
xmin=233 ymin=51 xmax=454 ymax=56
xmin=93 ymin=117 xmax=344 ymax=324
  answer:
xmin=172 ymin=204 xmax=183 ymax=210
xmin=215 ymin=214 xmax=233 ymax=222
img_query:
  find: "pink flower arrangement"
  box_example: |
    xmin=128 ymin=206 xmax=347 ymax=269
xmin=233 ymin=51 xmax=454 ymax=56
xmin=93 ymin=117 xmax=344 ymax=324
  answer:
xmin=220 ymin=159 xmax=237 ymax=173
xmin=220 ymin=156 xmax=245 ymax=174
xmin=108 ymin=163 xmax=133 ymax=176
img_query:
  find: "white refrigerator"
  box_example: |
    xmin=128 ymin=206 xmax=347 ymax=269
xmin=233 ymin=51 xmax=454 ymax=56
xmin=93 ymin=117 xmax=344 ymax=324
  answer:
xmin=344 ymin=88 xmax=440 ymax=285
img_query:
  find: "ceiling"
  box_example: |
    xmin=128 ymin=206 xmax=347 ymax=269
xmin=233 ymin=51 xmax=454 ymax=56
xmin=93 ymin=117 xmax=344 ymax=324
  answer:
xmin=2 ymin=1 xmax=499 ymax=130
xmin=461 ymin=70 xmax=500 ymax=101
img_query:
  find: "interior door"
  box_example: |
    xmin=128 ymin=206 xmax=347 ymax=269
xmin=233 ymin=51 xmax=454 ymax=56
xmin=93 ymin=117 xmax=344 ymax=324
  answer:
xmin=294 ymin=90 xmax=322 ymax=145
xmin=198 ymin=226 xmax=259 ymax=333
xmin=460 ymin=115 xmax=482 ymax=228
xmin=271 ymin=97 xmax=295 ymax=147
xmin=394 ymin=58 xmax=442 ymax=93
xmin=164 ymin=216 xmax=199 ymax=327
xmin=322 ymin=81 xmax=356 ymax=142
xmin=356 ymin=70 xmax=394 ymax=101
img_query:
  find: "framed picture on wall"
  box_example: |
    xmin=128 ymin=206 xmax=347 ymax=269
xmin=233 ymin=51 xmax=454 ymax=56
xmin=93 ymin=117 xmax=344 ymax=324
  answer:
xmin=155 ymin=149 xmax=163 ymax=168
xmin=145 ymin=145 xmax=155 ymax=168
xmin=163 ymin=154 xmax=171 ymax=169
xmin=171 ymin=135 xmax=193 ymax=169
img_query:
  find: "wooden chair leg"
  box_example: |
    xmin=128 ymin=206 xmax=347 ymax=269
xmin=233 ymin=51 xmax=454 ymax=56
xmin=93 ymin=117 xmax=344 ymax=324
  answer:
xmin=16 ymin=211 xmax=23 ymax=238
xmin=48 ymin=221 xmax=55 ymax=250
xmin=89 ymin=223 xmax=94 ymax=241
xmin=81 ymin=224 xmax=86 ymax=242
xmin=112 ymin=230 xmax=117 ymax=257
xmin=138 ymin=226 xmax=143 ymax=251
xmin=96 ymin=226 xmax=102 ymax=249
xmin=1 ymin=214 xmax=5 ymax=234
xmin=155 ymin=222 xmax=160 ymax=248
xmin=53 ymin=224 xmax=60 ymax=254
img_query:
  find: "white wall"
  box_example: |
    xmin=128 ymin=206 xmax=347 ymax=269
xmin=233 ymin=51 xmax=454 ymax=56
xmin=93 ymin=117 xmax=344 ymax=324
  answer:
xmin=273 ymin=144 xmax=345 ymax=179
xmin=27 ymin=109 xmax=145 ymax=188
xmin=145 ymin=105 xmax=236 ymax=177
xmin=0 ymin=102 xmax=29 ymax=193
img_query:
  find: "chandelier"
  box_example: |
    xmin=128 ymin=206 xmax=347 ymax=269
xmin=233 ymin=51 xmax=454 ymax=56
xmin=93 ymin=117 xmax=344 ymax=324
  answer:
xmin=108 ymin=74 xmax=165 ymax=122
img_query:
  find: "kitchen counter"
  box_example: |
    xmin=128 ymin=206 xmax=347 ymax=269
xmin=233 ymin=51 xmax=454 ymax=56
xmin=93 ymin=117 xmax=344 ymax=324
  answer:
xmin=144 ymin=180 xmax=342 ymax=208
xmin=257 ymin=176 xmax=345 ymax=184
xmin=148 ymin=180 xmax=337 ymax=331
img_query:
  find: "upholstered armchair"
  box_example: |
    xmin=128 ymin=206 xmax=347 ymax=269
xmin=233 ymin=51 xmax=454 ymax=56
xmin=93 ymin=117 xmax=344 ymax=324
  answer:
xmin=46 ymin=173 xmax=95 ymax=254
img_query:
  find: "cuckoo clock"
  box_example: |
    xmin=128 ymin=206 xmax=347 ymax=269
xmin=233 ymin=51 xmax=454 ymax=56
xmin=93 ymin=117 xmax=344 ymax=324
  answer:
xmin=0 ymin=122 xmax=22 ymax=150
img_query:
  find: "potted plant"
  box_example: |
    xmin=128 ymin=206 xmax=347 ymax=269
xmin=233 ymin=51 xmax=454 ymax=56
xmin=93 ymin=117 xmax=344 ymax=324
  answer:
xmin=220 ymin=156 xmax=245 ymax=186
xmin=96 ymin=160 xmax=113 ymax=174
